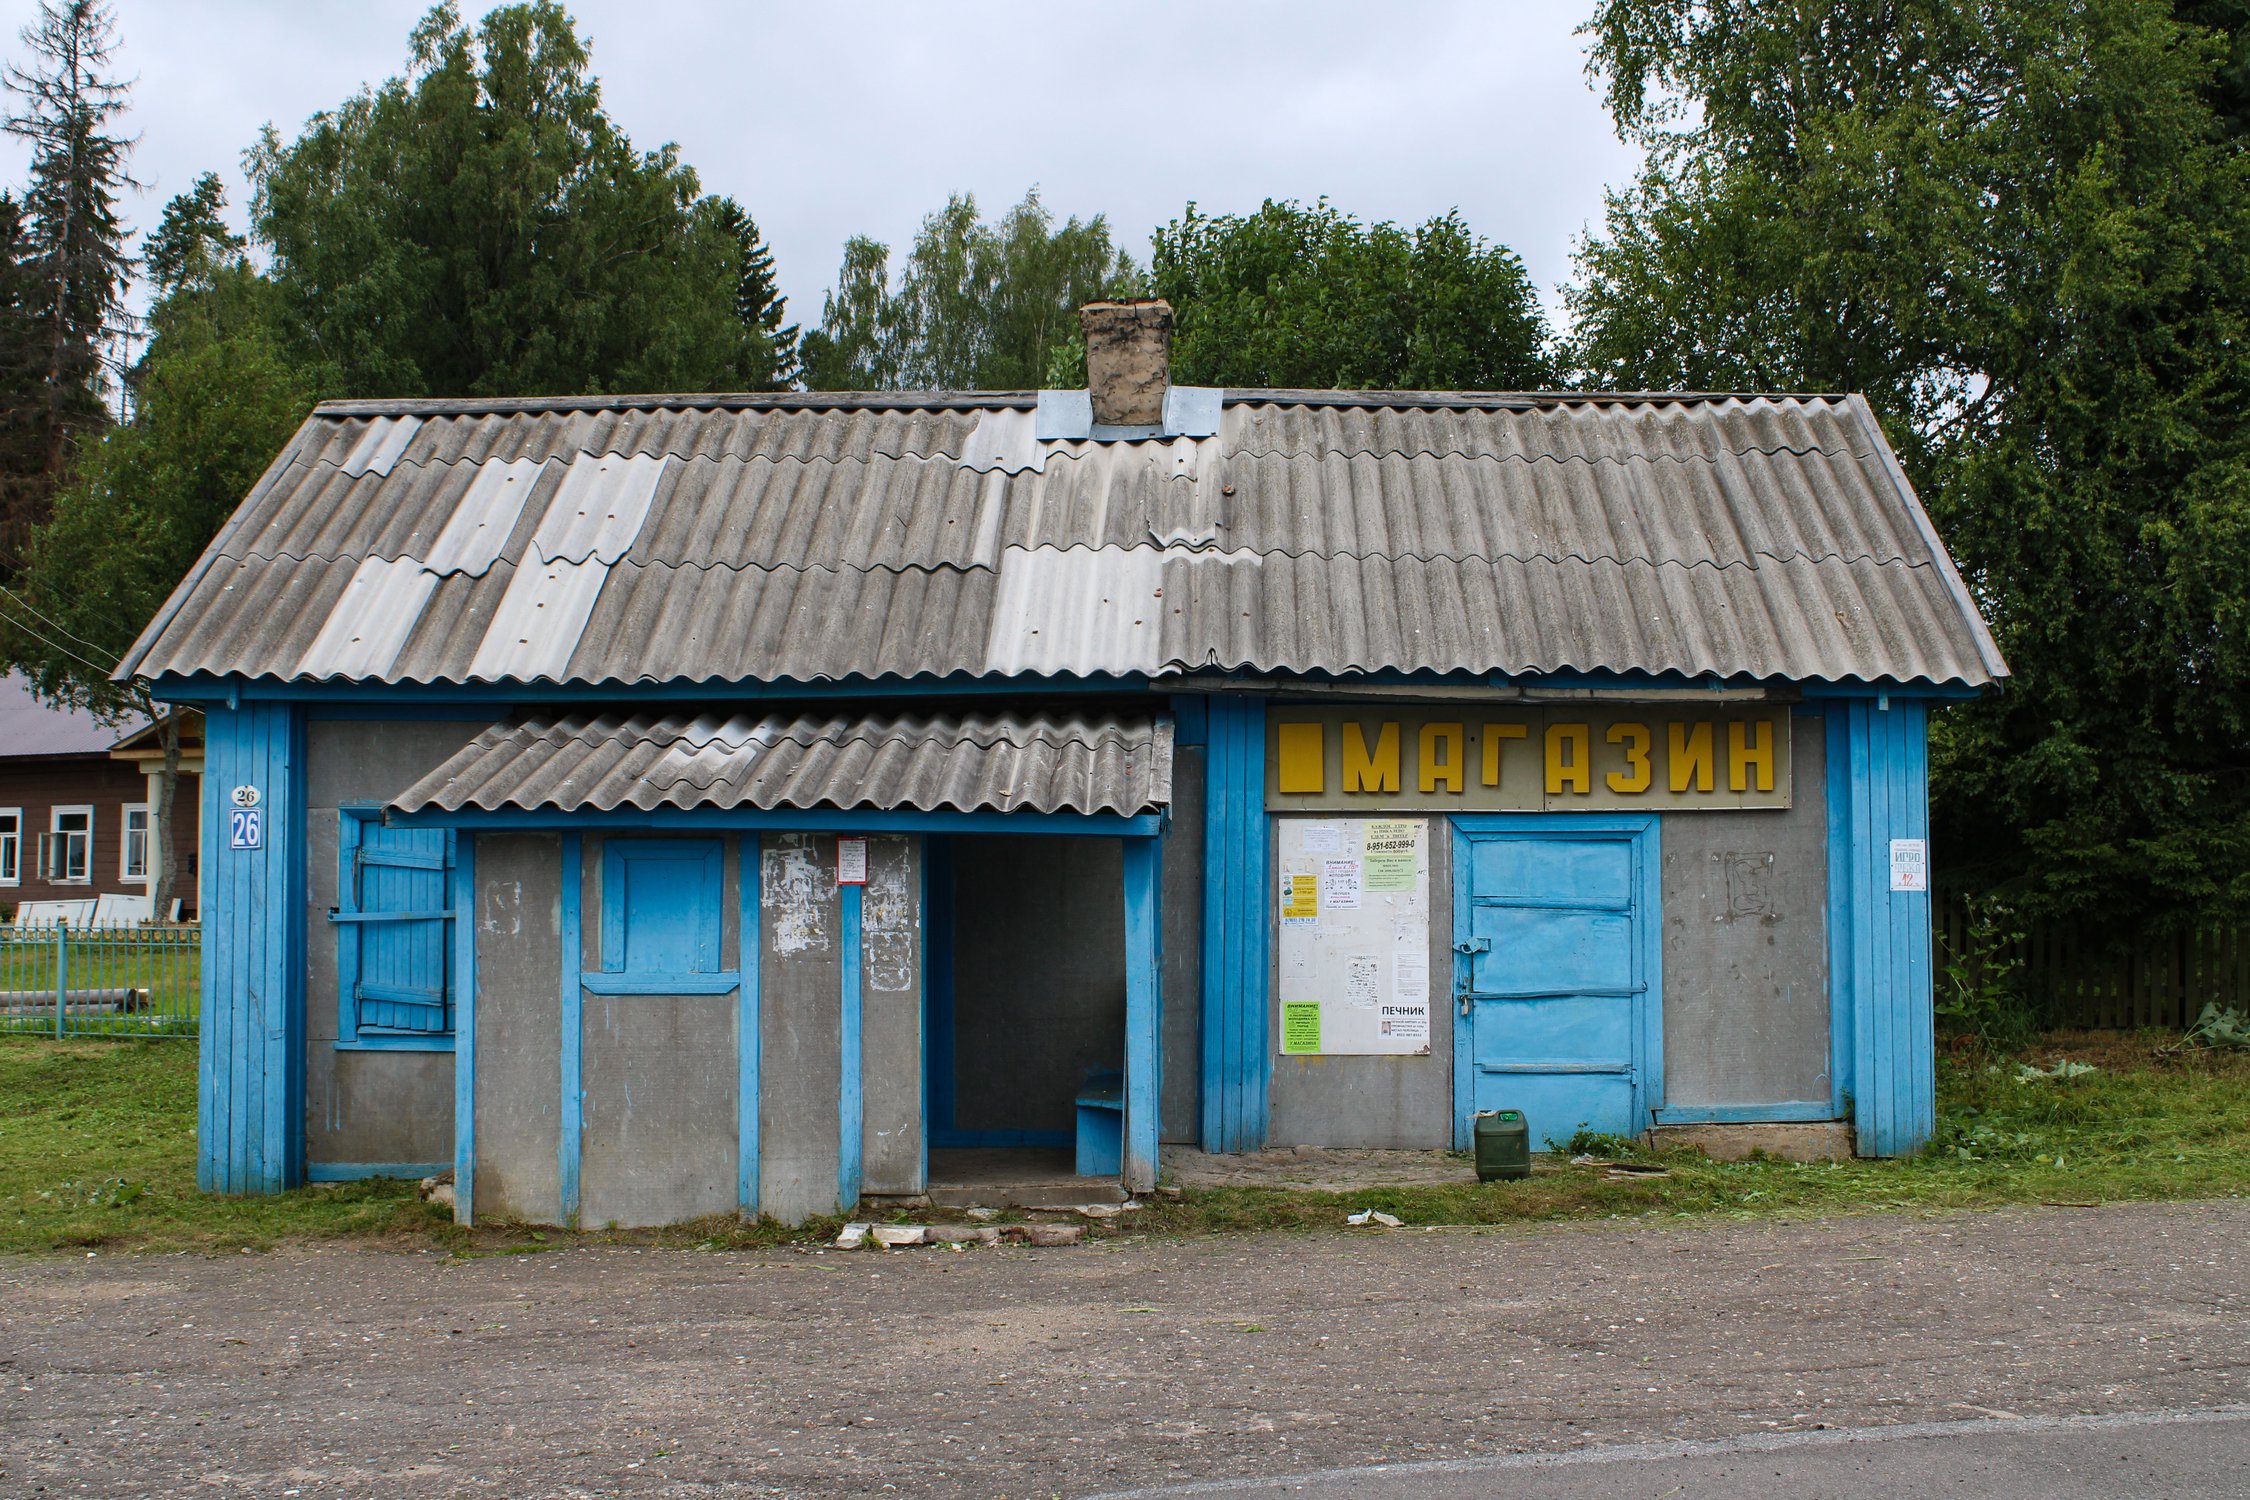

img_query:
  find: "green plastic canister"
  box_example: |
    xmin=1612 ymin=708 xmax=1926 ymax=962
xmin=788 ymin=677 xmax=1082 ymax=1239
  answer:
xmin=1473 ymin=1110 xmax=1530 ymax=1181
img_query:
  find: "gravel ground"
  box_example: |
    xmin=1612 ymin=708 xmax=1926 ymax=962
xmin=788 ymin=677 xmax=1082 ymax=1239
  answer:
xmin=2 ymin=1201 xmax=2246 ymax=1499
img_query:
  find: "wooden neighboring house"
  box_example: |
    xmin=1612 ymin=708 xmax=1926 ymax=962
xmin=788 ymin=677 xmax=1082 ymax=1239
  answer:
xmin=0 ymin=672 xmax=202 ymax=922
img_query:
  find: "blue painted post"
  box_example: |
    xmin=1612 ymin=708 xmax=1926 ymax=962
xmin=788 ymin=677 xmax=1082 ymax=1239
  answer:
xmin=53 ymin=923 xmax=64 ymax=1039
xmin=1122 ymin=835 xmax=1163 ymax=1192
xmin=738 ymin=835 xmax=761 ymax=1218
xmin=1199 ymin=694 xmax=1270 ymax=1153
xmin=451 ymin=833 xmax=477 ymax=1223
xmin=1833 ymin=697 xmax=1935 ymax=1157
xmin=838 ymin=878 xmax=863 ymax=1212
xmin=197 ymin=700 xmax=307 ymax=1194
xmin=558 ymin=834 xmax=583 ymax=1226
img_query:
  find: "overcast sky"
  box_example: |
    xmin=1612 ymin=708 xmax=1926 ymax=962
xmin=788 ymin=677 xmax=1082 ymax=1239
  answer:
xmin=0 ymin=0 xmax=1640 ymax=335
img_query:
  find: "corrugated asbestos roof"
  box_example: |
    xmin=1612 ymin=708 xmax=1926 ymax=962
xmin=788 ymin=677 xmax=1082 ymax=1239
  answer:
xmin=119 ymin=390 xmax=2007 ymax=690
xmin=391 ymin=709 xmax=1172 ymax=816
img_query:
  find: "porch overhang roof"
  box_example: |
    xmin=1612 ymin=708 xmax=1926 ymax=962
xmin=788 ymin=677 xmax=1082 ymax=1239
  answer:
xmin=389 ymin=708 xmax=1174 ymax=817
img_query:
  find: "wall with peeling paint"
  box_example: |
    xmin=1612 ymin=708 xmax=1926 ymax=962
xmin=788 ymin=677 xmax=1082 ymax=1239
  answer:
xmin=858 ymin=835 xmax=924 ymax=1194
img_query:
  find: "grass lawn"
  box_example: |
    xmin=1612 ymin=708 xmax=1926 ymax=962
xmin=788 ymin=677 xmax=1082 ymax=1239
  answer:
xmin=1 ymin=1031 xmax=2245 ymax=1255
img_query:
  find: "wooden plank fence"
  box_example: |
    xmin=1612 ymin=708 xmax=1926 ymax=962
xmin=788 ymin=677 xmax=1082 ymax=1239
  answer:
xmin=1935 ymin=894 xmax=2250 ymax=1030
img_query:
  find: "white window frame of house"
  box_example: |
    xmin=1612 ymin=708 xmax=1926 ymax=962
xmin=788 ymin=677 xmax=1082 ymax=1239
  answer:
xmin=121 ymin=803 xmax=151 ymax=884
xmin=0 ymin=808 xmax=19 ymax=886
xmin=45 ymin=805 xmax=93 ymax=885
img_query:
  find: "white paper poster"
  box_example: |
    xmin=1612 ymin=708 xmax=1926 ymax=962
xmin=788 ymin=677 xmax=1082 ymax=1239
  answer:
xmin=836 ymin=837 xmax=869 ymax=886
xmin=1276 ymin=817 xmax=1430 ymax=1056
xmin=1889 ymin=838 xmax=1928 ymax=894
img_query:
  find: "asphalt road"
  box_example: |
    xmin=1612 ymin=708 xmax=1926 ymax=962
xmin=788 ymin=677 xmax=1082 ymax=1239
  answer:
xmin=1088 ymin=1407 xmax=2250 ymax=1498
xmin=3 ymin=1200 xmax=2247 ymax=1498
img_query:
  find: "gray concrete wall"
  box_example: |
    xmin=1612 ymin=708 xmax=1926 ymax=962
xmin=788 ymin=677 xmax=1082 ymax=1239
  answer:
xmin=577 ymin=835 xmax=741 ymax=1229
xmin=950 ymin=835 xmax=1126 ymax=1136
xmin=1660 ymin=714 xmax=1831 ymax=1108
xmin=303 ymin=718 xmax=481 ymax=1168
xmin=470 ymin=834 xmax=563 ymax=1223
xmin=759 ymin=832 xmax=843 ymax=1224
xmin=1161 ymin=746 xmax=1205 ymax=1144
xmin=1268 ymin=818 xmax=1456 ymax=1149
xmin=859 ymin=835 xmax=924 ymax=1195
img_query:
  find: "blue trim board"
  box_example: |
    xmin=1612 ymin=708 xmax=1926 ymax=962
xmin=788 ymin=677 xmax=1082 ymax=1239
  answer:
xmin=197 ymin=701 xmax=308 ymax=1195
xmin=1825 ymin=712 xmax=1856 ymax=1123
xmin=1199 ymin=695 xmax=1270 ymax=1153
xmin=558 ymin=834 xmax=584 ymax=1226
xmin=1832 ymin=697 xmax=1936 ymax=1156
xmin=307 ymin=1161 xmax=449 ymax=1182
xmin=1447 ymin=814 xmax=1662 ymax=1151
xmin=450 ymin=833 xmax=477 ymax=1223
xmin=738 ymin=833 xmax=761 ymax=1217
xmin=393 ymin=807 xmax=1164 ymax=838
xmin=1121 ymin=834 xmax=1163 ymax=1192
xmin=838 ymin=880 xmax=864 ymax=1211
xmin=333 ymin=1036 xmax=455 ymax=1053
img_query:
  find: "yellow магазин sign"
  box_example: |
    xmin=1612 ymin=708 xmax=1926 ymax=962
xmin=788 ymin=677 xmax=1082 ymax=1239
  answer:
xmin=1265 ymin=707 xmax=1793 ymax=811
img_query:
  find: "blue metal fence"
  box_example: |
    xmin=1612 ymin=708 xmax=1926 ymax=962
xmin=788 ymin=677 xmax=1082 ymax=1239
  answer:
xmin=0 ymin=923 xmax=201 ymax=1038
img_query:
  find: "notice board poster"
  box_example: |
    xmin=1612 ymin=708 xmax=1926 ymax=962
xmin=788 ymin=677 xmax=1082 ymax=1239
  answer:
xmin=1276 ymin=816 xmax=1431 ymax=1056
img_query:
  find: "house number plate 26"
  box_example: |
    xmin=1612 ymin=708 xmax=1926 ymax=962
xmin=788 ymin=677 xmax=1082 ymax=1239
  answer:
xmin=229 ymin=808 xmax=263 ymax=851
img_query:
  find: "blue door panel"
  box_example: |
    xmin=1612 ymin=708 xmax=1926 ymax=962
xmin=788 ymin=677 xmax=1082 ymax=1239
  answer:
xmin=1469 ymin=907 xmax=1635 ymax=995
xmin=1454 ymin=818 xmax=1659 ymax=1150
xmin=1472 ymin=995 xmax=1633 ymax=1064
xmin=1479 ymin=1072 xmax=1637 ymax=1148
xmin=1468 ymin=837 xmax=1633 ymax=905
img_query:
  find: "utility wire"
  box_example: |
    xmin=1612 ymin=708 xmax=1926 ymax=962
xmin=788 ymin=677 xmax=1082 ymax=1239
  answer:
xmin=0 ymin=581 xmax=119 ymax=656
xmin=0 ymin=600 xmax=121 ymax=676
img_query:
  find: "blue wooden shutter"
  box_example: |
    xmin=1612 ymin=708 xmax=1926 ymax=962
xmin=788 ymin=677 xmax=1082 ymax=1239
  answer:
xmin=333 ymin=818 xmax=456 ymax=1036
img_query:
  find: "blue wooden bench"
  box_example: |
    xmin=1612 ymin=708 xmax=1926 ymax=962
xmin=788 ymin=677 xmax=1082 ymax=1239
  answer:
xmin=1074 ymin=1068 xmax=1124 ymax=1176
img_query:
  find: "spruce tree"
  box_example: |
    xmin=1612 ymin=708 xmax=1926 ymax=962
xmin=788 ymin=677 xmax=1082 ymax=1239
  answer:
xmin=717 ymin=199 xmax=798 ymax=390
xmin=0 ymin=0 xmax=133 ymax=560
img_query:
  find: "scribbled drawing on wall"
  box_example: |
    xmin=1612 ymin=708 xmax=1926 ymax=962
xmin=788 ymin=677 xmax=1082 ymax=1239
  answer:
xmin=863 ymin=836 xmax=918 ymax=992
xmin=762 ymin=832 xmax=832 ymax=953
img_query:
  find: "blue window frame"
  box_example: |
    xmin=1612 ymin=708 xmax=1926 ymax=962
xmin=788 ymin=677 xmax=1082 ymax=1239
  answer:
xmin=588 ymin=839 xmax=734 ymax=993
xmin=331 ymin=808 xmax=457 ymax=1050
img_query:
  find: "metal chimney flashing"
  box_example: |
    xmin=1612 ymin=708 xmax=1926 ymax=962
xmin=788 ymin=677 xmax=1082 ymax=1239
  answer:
xmin=1035 ymin=385 xmax=1223 ymax=441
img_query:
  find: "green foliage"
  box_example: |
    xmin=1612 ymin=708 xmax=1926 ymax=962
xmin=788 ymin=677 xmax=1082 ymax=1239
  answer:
xmin=2182 ymin=1001 xmax=2250 ymax=1048
xmin=141 ymin=170 xmax=241 ymax=298
xmin=1152 ymin=199 xmax=1555 ymax=390
xmin=9 ymin=271 xmax=310 ymax=715
xmin=802 ymin=188 xmax=1139 ymax=390
xmin=713 ymin=198 xmax=797 ymax=390
xmin=1571 ymin=0 xmax=2250 ymax=934
xmin=245 ymin=1 xmax=772 ymax=398
xmin=1937 ymin=894 xmax=2036 ymax=1052
xmin=0 ymin=0 xmax=134 ymax=558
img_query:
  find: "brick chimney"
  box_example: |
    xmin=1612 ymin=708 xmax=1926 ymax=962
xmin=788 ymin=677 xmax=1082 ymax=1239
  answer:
xmin=1080 ymin=298 xmax=1173 ymax=427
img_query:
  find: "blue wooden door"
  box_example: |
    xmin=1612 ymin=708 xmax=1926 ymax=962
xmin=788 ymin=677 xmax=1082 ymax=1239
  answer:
xmin=1452 ymin=818 xmax=1659 ymax=1150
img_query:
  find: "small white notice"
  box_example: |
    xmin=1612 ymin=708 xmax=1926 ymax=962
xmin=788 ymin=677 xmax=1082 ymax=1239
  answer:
xmin=1344 ymin=953 xmax=1380 ymax=1009
xmin=836 ymin=836 xmax=869 ymax=886
xmin=1301 ymin=823 xmax=1342 ymax=854
xmin=1889 ymin=838 xmax=1928 ymax=893
xmin=1322 ymin=858 xmax=1362 ymax=911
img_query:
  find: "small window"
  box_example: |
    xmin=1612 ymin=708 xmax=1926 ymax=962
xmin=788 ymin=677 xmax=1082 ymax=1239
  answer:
xmin=40 ymin=806 xmax=92 ymax=885
xmin=0 ymin=808 xmax=19 ymax=886
xmin=121 ymin=804 xmax=150 ymax=883
xmin=329 ymin=810 xmax=456 ymax=1048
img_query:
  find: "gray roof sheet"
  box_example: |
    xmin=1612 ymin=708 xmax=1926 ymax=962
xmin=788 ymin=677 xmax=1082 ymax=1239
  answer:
xmin=392 ymin=709 xmax=1172 ymax=816
xmin=120 ymin=390 xmax=2007 ymax=691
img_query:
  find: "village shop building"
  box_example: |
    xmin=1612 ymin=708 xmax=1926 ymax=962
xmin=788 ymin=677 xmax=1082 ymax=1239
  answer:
xmin=120 ymin=304 xmax=2005 ymax=1226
